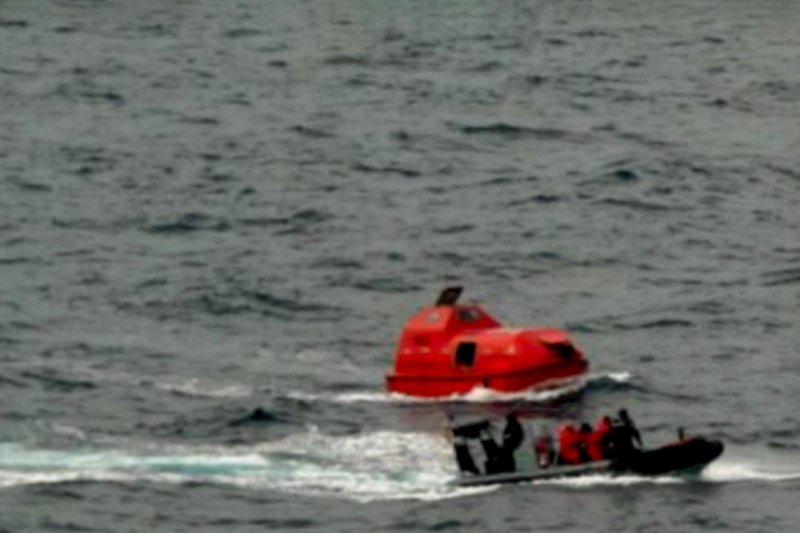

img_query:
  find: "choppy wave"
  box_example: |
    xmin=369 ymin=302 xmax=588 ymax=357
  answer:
xmin=3 ymin=0 xmax=800 ymax=528
xmin=68 ymin=366 xmax=256 ymax=399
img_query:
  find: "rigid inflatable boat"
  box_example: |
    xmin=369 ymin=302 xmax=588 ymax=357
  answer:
xmin=454 ymin=437 xmax=724 ymax=486
xmin=385 ymin=287 xmax=588 ymax=397
xmin=450 ymin=417 xmax=724 ymax=487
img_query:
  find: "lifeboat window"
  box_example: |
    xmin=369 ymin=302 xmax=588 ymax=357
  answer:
xmin=455 ymin=342 xmax=477 ymax=367
xmin=457 ymin=308 xmax=481 ymax=323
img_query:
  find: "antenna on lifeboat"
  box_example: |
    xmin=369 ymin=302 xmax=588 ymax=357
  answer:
xmin=435 ymin=286 xmax=463 ymax=306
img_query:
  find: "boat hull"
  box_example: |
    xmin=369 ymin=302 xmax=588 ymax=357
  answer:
xmin=617 ymin=436 xmax=724 ymax=476
xmin=453 ymin=437 xmax=724 ymax=487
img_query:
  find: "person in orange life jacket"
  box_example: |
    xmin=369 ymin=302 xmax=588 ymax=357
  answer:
xmin=557 ymin=424 xmax=580 ymax=464
xmin=588 ymin=415 xmax=613 ymax=461
xmin=576 ymin=423 xmax=593 ymax=463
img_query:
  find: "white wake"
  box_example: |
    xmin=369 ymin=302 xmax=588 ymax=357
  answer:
xmin=2 ymin=426 xmax=795 ymax=502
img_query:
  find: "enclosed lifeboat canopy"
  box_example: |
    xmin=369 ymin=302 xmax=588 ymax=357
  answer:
xmin=385 ymin=287 xmax=588 ymax=397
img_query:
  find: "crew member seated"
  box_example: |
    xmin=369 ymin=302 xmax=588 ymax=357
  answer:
xmin=588 ymin=415 xmax=613 ymax=461
xmin=557 ymin=424 xmax=580 ymax=465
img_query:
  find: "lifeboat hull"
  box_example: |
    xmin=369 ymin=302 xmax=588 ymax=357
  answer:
xmin=386 ymin=359 xmax=588 ymax=397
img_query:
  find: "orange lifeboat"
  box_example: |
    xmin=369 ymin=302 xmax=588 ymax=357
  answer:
xmin=385 ymin=287 xmax=588 ymax=397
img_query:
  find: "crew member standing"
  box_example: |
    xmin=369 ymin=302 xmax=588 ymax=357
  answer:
xmin=499 ymin=413 xmax=524 ymax=472
xmin=618 ymin=409 xmax=643 ymax=449
xmin=609 ymin=409 xmax=643 ymax=459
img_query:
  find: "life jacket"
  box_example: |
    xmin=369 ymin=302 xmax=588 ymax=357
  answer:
xmin=588 ymin=417 xmax=612 ymax=461
xmin=558 ymin=425 xmax=580 ymax=464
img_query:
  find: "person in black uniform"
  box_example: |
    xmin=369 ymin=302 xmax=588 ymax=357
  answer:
xmin=482 ymin=413 xmax=524 ymax=474
xmin=451 ymin=414 xmax=525 ymax=475
xmin=502 ymin=413 xmax=524 ymax=452
xmin=608 ymin=408 xmax=643 ymax=460
xmin=618 ymin=409 xmax=643 ymax=449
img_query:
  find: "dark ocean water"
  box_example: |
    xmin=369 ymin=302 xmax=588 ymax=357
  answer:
xmin=1 ymin=0 xmax=799 ymax=531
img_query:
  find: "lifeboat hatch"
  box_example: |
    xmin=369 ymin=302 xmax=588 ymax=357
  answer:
xmin=455 ymin=342 xmax=476 ymax=367
xmin=553 ymin=342 xmax=576 ymax=358
xmin=544 ymin=341 xmax=576 ymax=358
